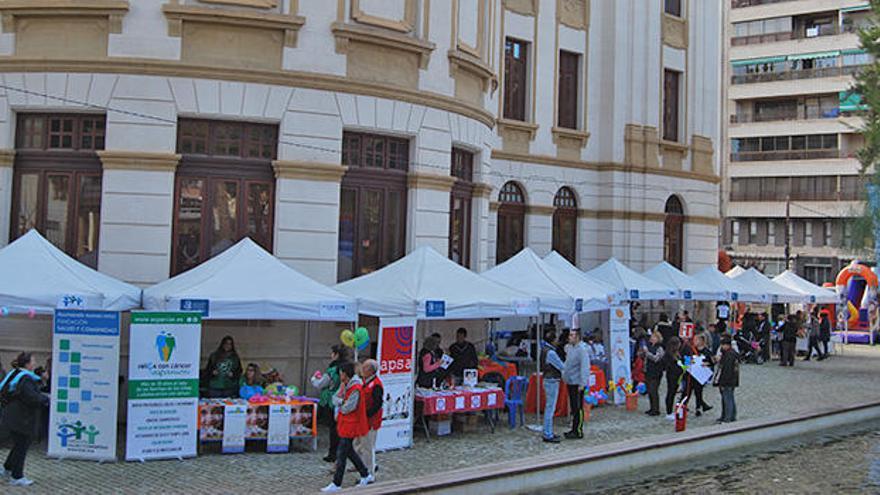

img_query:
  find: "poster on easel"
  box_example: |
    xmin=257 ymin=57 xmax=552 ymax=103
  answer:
xmin=609 ymin=305 xmax=632 ymax=405
xmin=48 ymin=310 xmax=121 ymax=461
xmin=376 ymin=317 xmax=416 ymax=451
xmin=222 ymin=403 xmax=246 ymax=454
xmin=125 ymin=312 xmax=202 ymax=461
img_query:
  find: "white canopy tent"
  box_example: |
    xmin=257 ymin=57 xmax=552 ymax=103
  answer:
xmin=0 ymin=229 xmax=141 ymax=313
xmin=691 ymin=266 xmax=767 ymax=303
xmin=143 ymin=237 xmax=358 ymax=321
xmin=482 ymin=248 xmax=615 ymax=314
xmin=726 ymin=266 xmax=747 ymax=277
xmin=772 ymin=270 xmax=838 ymax=304
xmin=335 ymin=246 xmax=538 ymax=319
xmin=586 ymin=258 xmax=678 ymax=301
xmin=542 ymin=252 xmax=625 ymax=302
xmin=642 ymin=262 xmax=728 ymax=301
xmin=729 ymin=267 xmax=806 ymax=304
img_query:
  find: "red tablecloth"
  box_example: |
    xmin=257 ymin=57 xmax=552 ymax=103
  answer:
xmin=416 ymin=388 xmax=504 ymax=416
xmin=525 ymin=366 xmax=607 ymax=416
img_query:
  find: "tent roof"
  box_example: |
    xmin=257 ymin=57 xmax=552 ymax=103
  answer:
xmin=772 ymin=270 xmax=838 ymax=304
xmin=482 ymin=249 xmax=614 ymax=313
xmin=143 ymin=238 xmax=357 ymax=321
xmin=730 ymin=268 xmax=805 ymax=303
xmin=642 ymin=262 xmax=728 ymax=301
xmin=542 ymin=251 xmax=625 ymax=302
xmin=0 ymin=230 xmax=141 ymax=313
xmin=335 ymin=246 xmax=538 ymax=319
xmin=726 ymin=266 xmax=747 ymax=277
xmin=585 ymin=258 xmax=678 ymax=301
xmin=691 ymin=266 xmax=767 ymax=303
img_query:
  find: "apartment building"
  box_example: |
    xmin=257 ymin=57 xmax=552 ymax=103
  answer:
xmin=723 ymin=0 xmax=872 ymax=284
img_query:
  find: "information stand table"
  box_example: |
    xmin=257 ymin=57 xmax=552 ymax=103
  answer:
xmin=198 ymin=397 xmax=318 ymax=453
xmin=414 ymin=387 xmax=504 ymax=440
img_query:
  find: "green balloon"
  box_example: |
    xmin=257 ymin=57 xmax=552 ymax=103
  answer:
xmin=354 ymin=326 xmax=369 ymax=346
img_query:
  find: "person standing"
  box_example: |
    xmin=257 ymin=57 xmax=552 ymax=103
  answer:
xmin=562 ymin=329 xmax=590 ymax=439
xmin=540 ymin=329 xmax=565 ymax=443
xmin=314 ymin=345 xmax=351 ymax=463
xmin=805 ymin=309 xmax=822 ymax=361
xmin=655 ymin=314 xmax=675 ymax=344
xmin=663 ymin=336 xmax=683 ymax=420
xmin=689 ymin=334 xmax=714 ymax=417
xmin=714 ymin=336 xmax=740 ymax=423
xmin=322 ymin=362 xmax=373 ymax=492
xmin=819 ymin=311 xmax=832 ymax=360
xmin=754 ymin=312 xmax=771 ymax=363
xmin=355 ymin=360 xmax=383 ymax=478
xmin=643 ymin=332 xmax=665 ymax=416
xmin=780 ymin=315 xmax=797 ymax=367
xmin=205 ymin=336 xmax=242 ymax=398
xmin=0 ymin=352 xmax=49 ymax=486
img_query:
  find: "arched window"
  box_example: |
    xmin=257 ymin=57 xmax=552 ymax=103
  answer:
xmin=552 ymin=187 xmax=578 ymax=264
xmin=664 ymin=195 xmax=685 ymax=269
xmin=496 ymin=181 xmax=525 ymax=264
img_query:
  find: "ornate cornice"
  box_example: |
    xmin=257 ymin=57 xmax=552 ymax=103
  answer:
xmin=273 ymin=160 xmax=348 ymax=182
xmin=98 ymin=150 xmax=181 ymax=172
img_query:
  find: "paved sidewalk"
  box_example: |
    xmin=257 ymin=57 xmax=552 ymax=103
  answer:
xmin=3 ymin=345 xmax=879 ymax=494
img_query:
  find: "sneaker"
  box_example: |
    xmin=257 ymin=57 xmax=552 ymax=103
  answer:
xmin=322 ymin=455 xmax=336 ymax=463
xmin=695 ymin=410 xmax=701 ymax=417
xmin=9 ymin=478 xmax=34 ymax=487
xmin=358 ymin=474 xmax=375 ymax=486
xmin=702 ymin=405 xmax=713 ymax=412
xmin=320 ymin=482 xmax=341 ymax=493
xmin=542 ymin=435 xmax=561 ymax=443
xmin=665 ymin=414 xmax=675 ymax=421
xmin=563 ymin=431 xmax=579 ymax=439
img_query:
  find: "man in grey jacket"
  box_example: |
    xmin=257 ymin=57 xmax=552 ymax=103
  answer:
xmin=562 ymin=329 xmax=591 ymax=439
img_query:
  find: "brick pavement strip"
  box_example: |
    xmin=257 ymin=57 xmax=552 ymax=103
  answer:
xmin=3 ymin=345 xmax=879 ymax=494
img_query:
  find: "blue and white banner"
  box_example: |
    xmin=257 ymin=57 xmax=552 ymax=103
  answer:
xmin=48 ymin=310 xmax=121 ymax=461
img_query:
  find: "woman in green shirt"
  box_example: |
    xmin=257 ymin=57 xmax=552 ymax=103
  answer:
xmin=319 ymin=344 xmax=350 ymax=463
xmin=205 ymin=336 xmax=242 ymax=398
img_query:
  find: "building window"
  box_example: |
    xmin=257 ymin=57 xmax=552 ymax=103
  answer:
xmin=504 ymin=38 xmax=529 ymax=121
xmin=338 ymin=132 xmax=409 ymax=282
xmin=449 ymin=148 xmax=474 ymax=267
xmin=803 ymin=265 xmax=832 ymax=285
xmin=557 ymin=51 xmax=580 ymax=129
xmin=11 ymin=114 xmax=105 ymax=268
xmin=172 ymin=119 xmax=277 ymax=275
xmin=748 ymin=220 xmax=757 ymax=245
xmin=663 ymin=69 xmax=681 ymax=142
xmin=496 ymin=181 xmax=525 ymax=264
xmin=804 ymin=221 xmax=813 ymax=247
xmin=823 ymin=220 xmax=833 ymax=246
xmin=665 ymin=0 xmax=681 ymax=17
xmin=552 ymin=187 xmax=578 ymax=264
xmin=843 ymin=221 xmax=853 ymax=247
xmin=767 ymin=221 xmax=776 ymax=246
xmin=664 ymin=196 xmax=684 ymax=269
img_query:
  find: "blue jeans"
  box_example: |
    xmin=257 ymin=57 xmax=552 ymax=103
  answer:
xmin=720 ymin=386 xmax=736 ymax=422
xmin=543 ymin=378 xmax=560 ymax=439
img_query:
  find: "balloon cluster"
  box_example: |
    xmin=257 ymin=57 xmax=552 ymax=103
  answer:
xmin=341 ymin=327 xmax=371 ymax=350
xmin=584 ymin=393 xmax=599 ymax=406
xmin=636 ymin=382 xmax=647 ymax=395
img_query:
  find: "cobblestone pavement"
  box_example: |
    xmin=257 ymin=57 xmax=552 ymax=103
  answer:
xmin=4 ymin=345 xmax=880 ymax=494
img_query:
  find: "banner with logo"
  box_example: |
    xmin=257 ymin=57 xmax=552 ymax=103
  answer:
xmin=609 ymin=305 xmax=632 ymax=405
xmin=267 ymin=404 xmax=291 ymax=453
xmin=125 ymin=312 xmax=202 ymax=461
xmin=48 ymin=310 xmax=121 ymax=461
xmin=222 ymin=403 xmax=246 ymax=454
xmin=376 ymin=317 xmax=416 ymax=451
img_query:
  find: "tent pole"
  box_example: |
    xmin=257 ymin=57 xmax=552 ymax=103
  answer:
xmin=352 ymin=321 xmax=358 ymax=362
xmin=301 ymin=321 xmax=311 ymax=395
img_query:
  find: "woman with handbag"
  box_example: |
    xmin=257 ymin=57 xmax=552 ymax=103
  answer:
xmin=0 ymin=352 xmax=49 ymax=486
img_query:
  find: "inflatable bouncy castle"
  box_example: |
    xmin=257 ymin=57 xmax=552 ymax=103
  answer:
xmin=835 ymin=262 xmax=879 ymax=344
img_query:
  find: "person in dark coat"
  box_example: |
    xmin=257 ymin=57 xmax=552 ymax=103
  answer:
xmin=642 ymin=332 xmax=665 ymax=416
xmin=663 ymin=336 xmax=683 ymax=419
xmin=780 ymin=315 xmax=798 ymax=367
xmin=654 ymin=314 xmax=675 ymax=343
xmin=714 ymin=337 xmax=739 ymax=423
xmin=1 ymin=352 xmax=49 ymax=486
xmin=447 ymin=328 xmax=479 ymax=381
xmin=819 ymin=311 xmax=832 ymax=360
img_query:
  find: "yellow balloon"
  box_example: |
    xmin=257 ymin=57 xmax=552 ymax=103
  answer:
xmin=341 ymin=330 xmax=355 ymax=347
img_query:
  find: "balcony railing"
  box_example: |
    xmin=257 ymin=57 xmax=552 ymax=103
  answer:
xmin=731 ymin=31 xmax=793 ymax=46
xmin=731 ymin=0 xmax=794 ymax=8
xmin=730 ymin=108 xmax=840 ymax=123
xmin=730 ymin=149 xmax=848 ymax=162
xmin=732 ymin=65 xmax=865 ymax=85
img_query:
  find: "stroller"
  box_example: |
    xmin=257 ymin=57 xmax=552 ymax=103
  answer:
xmin=734 ymin=332 xmax=764 ymax=364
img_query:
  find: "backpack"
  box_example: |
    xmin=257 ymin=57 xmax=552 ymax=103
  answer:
xmin=0 ymin=369 xmax=22 ymax=407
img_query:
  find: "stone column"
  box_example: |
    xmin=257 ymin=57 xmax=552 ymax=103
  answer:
xmin=407 ymin=172 xmax=456 ymax=255
xmin=272 ymin=160 xmax=347 ymax=286
xmin=471 ymin=182 xmax=493 ymax=272
xmin=97 ymin=151 xmax=180 ymax=286
xmin=0 ymin=150 xmax=15 ymax=246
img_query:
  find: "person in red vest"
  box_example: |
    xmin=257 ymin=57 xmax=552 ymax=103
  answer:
xmin=354 ymin=359 xmax=384 ymax=478
xmin=322 ymin=361 xmax=373 ymax=492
